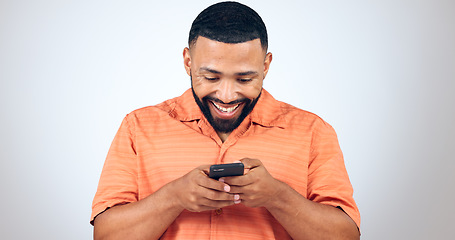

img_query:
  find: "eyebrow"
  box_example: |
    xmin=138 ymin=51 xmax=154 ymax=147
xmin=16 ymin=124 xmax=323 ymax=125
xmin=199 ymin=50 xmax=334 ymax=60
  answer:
xmin=236 ymin=71 xmax=258 ymax=76
xmin=200 ymin=67 xmax=221 ymax=74
xmin=199 ymin=67 xmax=258 ymax=76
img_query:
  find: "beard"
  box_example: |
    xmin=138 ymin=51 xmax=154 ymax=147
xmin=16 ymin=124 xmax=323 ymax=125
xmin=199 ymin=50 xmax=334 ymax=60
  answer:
xmin=191 ymin=86 xmax=261 ymax=133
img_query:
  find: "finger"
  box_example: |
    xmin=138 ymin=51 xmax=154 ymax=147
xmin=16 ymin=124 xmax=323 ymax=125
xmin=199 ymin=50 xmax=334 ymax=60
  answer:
xmin=181 ymin=184 xmax=238 ymax=211
xmin=227 ymin=185 xmax=249 ymax=194
xmin=195 ymin=199 xmax=239 ymax=211
xmin=196 ymin=173 xmax=232 ymax=193
xmin=196 ymin=164 xmax=212 ymax=175
xmin=195 ymin=188 xmax=241 ymax=209
xmin=240 ymin=158 xmax=262 ymax=170
xmin=222 ymin=174 xmax=254 ymax=187
xmin=199 ymin=187 xmax=238 ymax=201
xmin=187 ymin=199 xmax=236 ymax=212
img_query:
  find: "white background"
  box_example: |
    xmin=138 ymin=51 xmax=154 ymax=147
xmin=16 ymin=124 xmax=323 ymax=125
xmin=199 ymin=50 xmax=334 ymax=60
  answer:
xmin=1 ymin=0 xmax=454 ymax=239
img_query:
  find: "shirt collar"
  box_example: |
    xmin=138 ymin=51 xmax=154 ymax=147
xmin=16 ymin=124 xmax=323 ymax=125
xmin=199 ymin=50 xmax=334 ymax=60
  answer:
xmin=167 ymin=88 xmax=287 ymax=128
xmin=249 ymin=88 xmax=287 ymax=128
xmin=164 ymin=88 xmax=202 ymax=122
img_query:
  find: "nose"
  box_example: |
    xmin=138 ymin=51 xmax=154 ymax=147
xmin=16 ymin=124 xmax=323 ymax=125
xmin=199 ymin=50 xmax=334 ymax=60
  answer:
xmin=216 ymin=79 xmax=238 ymax=104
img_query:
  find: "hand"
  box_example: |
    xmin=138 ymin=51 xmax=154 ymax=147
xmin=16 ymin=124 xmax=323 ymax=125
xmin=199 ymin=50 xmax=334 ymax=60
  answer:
xmin=222 ymin=158 xmax=284 ymax=208
xmin=169 ymin=165 xmax=240 ymax=212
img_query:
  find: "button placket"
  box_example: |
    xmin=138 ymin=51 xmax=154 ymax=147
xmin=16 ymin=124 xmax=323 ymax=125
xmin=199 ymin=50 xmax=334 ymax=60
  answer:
xmin=215 ymin=208 xmax=223 ymax=215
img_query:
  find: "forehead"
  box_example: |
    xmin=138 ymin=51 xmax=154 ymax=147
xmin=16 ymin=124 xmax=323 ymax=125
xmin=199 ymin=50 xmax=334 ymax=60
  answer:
xmin=189 ymin=37 xmax=265 ymax=71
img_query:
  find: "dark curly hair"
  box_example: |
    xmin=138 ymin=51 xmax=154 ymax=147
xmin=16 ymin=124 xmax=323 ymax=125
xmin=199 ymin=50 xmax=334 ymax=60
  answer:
xmin=188 ymin=1 xmax=268 ymax=51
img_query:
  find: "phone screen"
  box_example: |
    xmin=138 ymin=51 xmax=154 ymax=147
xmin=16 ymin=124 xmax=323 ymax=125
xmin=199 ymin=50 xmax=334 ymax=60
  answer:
xmin=209 ymin=162 xmax=244 ymax=179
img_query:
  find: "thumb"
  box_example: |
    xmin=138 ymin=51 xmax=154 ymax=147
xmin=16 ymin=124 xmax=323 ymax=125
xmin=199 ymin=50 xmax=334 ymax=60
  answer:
xmin=239 ymin=158 xmax=262 ymax=170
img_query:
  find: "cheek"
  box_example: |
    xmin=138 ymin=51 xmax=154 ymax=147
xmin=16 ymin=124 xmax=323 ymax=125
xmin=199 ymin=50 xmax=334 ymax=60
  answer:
xmin=191 ymin=79 xmax=212 ymax=98
xmin=243 ymin=82 xmax=263 ymax=99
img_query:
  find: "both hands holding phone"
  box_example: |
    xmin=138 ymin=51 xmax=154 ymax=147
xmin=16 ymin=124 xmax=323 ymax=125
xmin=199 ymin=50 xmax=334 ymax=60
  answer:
xmin=209 ymin=162 xmax=245 ymax=179
xmin=170 ymin=158 xmax=285 ymax=212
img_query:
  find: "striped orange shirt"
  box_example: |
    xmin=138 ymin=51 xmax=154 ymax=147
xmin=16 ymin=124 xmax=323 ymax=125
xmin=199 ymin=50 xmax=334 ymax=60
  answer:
xmin=91 ymin=88 xmax=360 ymax=239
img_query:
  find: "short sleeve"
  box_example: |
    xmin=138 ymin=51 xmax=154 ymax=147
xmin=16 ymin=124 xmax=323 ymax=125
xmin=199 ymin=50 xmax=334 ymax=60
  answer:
xmin=90 ymin=115 xmax=138 ymax=224
xmin=307 ymin=118 xmax=361 ymax=229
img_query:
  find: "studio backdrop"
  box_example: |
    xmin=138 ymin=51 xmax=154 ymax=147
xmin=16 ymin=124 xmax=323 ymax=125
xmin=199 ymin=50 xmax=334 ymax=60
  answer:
xmin=1 ymin=0 xmax=454 ymax=239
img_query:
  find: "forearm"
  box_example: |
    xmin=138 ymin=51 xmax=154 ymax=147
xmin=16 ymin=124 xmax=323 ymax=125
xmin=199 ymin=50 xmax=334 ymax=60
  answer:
xmin=93 ymin=182 xmax=183 ymax=240
xmin=265 ymin=181 xmax=359 ymax=240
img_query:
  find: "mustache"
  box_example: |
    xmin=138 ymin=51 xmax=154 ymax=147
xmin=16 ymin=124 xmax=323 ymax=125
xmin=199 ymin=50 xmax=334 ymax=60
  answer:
xmin=203 ymin=96 xmax=249 ymax=105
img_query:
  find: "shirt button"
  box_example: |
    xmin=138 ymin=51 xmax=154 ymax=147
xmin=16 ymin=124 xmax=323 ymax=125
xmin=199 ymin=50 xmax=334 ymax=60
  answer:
xmin=215 ymin=208 xmax=223 ymax=215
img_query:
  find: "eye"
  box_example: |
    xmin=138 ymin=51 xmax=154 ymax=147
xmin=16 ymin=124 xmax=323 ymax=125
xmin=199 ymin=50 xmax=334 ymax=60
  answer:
xmin=238 ymin=78 xmax=252 ymax=83
xmin=204 ymin=77 xmax=218 ymax=81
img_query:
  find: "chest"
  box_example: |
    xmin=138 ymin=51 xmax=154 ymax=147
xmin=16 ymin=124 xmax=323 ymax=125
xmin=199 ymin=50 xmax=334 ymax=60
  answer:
xmin=134 ymin=122 xmax=311 ymax=199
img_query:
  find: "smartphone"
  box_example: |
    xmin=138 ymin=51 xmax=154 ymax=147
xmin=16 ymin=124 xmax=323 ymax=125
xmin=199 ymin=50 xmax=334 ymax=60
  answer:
xmin=209 ymin=162 xmax=244 ymax=179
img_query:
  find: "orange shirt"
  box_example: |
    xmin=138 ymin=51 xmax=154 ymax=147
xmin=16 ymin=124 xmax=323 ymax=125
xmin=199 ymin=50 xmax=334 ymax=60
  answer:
xmin=91 ymin=88 xmax=360 ymax=239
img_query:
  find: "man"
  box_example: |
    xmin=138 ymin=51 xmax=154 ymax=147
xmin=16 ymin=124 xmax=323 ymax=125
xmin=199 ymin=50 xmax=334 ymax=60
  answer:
xmin=91 ymin=2 xmax=360 ymax=239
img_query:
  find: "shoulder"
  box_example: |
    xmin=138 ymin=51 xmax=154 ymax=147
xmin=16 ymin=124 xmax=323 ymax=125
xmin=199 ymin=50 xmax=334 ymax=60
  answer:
xmin=124 ymin=95 xmax=181 ymax=121
xmin=276 ymin=100 xmax=333 ymax=132
xmin=254 ymin=89 xmax=335 ymax=134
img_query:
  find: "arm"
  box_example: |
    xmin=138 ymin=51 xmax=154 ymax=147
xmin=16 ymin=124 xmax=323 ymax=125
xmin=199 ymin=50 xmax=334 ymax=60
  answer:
xmin=225 ymin=158 xmax=359 ymax=240
xmin=265 ymin=178 xmax=359 ymax=240
xmin=93 ymin=166 xmax=239 ymax=240
xmin=93 ymin=180 xmax=183 ymax=240
xmin=92 ymin=116 xmax=240 ymax=239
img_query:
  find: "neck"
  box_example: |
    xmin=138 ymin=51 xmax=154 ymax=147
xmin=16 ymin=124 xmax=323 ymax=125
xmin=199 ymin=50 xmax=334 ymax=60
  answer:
xmin=217 ymin=131 xmax=230 ymax=142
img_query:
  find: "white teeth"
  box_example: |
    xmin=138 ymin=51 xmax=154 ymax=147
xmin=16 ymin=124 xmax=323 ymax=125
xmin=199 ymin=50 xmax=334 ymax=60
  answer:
xmin=212 ymin=102 xmax=239 ymax=113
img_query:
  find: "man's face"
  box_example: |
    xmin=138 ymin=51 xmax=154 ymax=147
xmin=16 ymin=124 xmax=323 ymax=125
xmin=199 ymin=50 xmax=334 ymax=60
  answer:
xmin=183 ymin=36 xmax=272 ymax=133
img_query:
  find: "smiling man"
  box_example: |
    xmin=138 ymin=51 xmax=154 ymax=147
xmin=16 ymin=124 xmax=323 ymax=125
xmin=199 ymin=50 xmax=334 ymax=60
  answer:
xmin=91 ymin=2 xmax=360 ymax=239
xmin=187 ymin=36 xmax=270 ymax=141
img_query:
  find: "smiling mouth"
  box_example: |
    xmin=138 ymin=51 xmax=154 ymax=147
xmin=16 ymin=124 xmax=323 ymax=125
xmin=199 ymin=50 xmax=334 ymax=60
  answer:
xmin=211 ymin=101 xmax=241 ymax=113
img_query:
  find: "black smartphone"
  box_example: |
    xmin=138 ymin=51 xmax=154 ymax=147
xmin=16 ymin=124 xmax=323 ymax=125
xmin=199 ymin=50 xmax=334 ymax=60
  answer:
xmin=209 ymin=162 xmax=244 ymax=179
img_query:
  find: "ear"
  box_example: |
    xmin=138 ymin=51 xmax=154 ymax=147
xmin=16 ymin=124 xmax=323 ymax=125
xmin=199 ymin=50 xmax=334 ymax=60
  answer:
xmin=262 ymin=52 xmax=273 ymax=79
xmin=183 ymin=47 xmax=192 ymax=76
